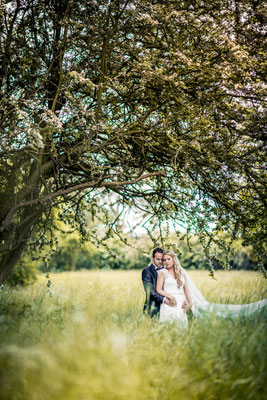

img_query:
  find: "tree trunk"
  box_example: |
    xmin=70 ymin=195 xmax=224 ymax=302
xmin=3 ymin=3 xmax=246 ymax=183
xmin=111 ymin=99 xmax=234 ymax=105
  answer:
xmin=70 ymin=262 xmax=75 ymax=272
xmin=0 ymin=208 xmax=43 ymax=285
xmin=0 ymin=243 xmax=27 ymax=285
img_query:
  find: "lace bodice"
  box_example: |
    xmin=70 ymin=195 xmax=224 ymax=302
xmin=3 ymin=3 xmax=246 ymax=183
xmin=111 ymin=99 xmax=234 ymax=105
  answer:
xmin=158 ymin=268 xmax=188 ymax=326
xmin=160 ymin=269 xmax=185 ymax=295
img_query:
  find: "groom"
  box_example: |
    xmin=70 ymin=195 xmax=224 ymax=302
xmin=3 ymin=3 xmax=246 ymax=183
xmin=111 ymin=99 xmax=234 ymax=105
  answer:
xmin=142 ymin=247 xmax=171 ymax=318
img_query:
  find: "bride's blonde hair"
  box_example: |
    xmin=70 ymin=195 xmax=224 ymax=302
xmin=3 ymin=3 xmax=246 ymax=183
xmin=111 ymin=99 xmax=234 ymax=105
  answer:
xmin=163 ymin=250 xmax=183 ymax=288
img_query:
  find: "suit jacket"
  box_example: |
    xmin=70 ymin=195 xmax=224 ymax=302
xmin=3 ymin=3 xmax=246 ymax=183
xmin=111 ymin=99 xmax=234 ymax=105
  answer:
xmin=142 ymin=264 xmax=164 ymax=317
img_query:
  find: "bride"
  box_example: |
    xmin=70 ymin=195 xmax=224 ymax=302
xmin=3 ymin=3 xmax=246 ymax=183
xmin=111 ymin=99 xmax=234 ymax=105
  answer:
xmin=157 ymin=250 xmax=192 ymax=326
xmin=157 ymin=250 xmax=267 ymax=324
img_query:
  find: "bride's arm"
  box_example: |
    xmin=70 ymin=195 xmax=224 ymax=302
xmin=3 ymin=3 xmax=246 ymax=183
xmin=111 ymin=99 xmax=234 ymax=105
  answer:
xmin=156 ymin=271 xmax=176 ymax=304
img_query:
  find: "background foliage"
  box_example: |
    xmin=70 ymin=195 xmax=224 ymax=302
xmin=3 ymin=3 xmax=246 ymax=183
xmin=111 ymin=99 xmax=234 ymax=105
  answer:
xmin=6 ymin=229 xmax=261 ymax=287
xmin=0 ymin=0 xmax=266 ymax=283
xmin=45 ymin=232 xmax=260 ymax=272
xmin=5 ymin=255 xmax=38 ymax=287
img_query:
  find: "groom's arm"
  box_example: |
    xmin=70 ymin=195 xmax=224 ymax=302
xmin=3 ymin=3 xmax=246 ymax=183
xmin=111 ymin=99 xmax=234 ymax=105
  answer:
xmin=142 ymin=269 xmax=164 ymax=304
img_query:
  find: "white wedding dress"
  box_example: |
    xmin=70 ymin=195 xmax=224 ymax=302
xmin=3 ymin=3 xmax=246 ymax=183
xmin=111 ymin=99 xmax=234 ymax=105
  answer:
xmin=182 ymin=267 xmax=267 ymax=318
xmin=159 ymin=269 xmax=188 ymax=327
xmin=159 ymin=264 xmax=267 ymax=323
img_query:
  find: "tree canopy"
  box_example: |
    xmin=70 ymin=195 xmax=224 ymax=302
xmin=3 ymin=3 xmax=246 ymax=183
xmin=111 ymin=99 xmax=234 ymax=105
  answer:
xmin=0 ymin=0 xmax=266 ymax=283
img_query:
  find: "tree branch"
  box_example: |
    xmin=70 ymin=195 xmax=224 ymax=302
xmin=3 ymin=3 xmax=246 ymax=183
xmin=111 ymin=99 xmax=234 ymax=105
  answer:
xmin=0 ymin=171 xmax=166 ymax=232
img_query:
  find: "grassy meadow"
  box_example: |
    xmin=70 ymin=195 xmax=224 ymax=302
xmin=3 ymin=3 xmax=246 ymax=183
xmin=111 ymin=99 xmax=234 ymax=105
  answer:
xmin=0 ymin=269 xmax=266 ymax=400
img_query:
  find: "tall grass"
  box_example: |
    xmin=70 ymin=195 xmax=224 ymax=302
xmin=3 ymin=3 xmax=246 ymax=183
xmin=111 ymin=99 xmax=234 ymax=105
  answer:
xmin=0 ymin=270 xmax=266 ymax=400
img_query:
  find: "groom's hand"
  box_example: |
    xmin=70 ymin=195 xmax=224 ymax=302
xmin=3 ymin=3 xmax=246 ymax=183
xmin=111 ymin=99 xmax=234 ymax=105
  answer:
xmin=182 ymin=301 xmax=187 ymax=309
xmin=164 ymin=298 xmax=171 ymax=305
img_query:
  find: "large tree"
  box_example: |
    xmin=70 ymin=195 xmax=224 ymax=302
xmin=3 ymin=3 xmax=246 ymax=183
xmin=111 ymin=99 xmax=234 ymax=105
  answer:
xmin=0 ymin=0 xmax=266 ymax=283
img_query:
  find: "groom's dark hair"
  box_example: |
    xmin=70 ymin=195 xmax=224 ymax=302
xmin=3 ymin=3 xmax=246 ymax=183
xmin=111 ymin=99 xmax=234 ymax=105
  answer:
xmin=152 ymin=247 xmax=164 ymax=258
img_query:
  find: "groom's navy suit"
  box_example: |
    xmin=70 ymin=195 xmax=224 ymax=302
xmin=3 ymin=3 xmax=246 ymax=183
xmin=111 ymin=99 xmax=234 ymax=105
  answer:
xmin=142 ymin=264 xmax=164 ymax=317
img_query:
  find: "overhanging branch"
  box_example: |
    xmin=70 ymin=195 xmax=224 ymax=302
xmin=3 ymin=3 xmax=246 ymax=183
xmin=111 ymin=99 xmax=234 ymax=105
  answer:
xmin=0 ymin=171 xmax=166 ymax=232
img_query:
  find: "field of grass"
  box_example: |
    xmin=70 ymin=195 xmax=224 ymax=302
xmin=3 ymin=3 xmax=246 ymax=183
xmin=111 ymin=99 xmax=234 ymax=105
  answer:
xmin=0 ymin=269 xmax=266 ymax=400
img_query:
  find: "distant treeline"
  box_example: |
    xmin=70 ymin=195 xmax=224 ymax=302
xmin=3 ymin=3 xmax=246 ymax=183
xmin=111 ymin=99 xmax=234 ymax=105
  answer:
xmin=46 ymin=235 xmax=259 ymax=272
xmin=7 ymin=233 xmax=262 ymax=287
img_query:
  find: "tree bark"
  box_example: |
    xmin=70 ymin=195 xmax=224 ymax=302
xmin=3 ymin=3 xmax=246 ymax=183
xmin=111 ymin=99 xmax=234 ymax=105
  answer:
xmin=0 ymin=204 xmax=43 ymax=284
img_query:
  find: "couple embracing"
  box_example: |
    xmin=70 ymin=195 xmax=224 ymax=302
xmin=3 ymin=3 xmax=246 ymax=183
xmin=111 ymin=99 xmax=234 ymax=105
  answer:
xmin=142 ymin=248 xmax=267 ymax=323
xmin=142 ymin=248 xmax=192 ymax=327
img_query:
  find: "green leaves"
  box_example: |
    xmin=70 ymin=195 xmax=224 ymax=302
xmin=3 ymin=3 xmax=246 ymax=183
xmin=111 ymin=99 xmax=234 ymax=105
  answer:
xmin=0 ymin=0 xmax=266 ymax=282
